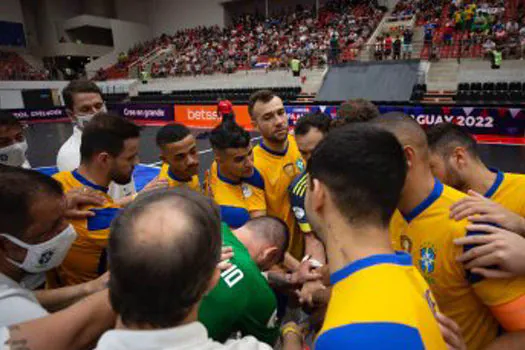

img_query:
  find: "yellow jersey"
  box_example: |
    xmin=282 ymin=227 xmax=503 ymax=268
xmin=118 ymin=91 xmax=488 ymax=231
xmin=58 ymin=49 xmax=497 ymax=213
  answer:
xmin=390 ymin=180 xmax=525 ymax=350
xmin=253 ymin=135 xmax=305 ymax=259
xmin=49 ymin=170 xmax=121 ymax=286
xmin=204 ymin=161 xmax=266 ymax=228
xmin=485 ymin=170 xmax=525 ymax=217
xmin=158 ymin=163 xmax=201 ymax=192
xmin=317 ymin=252 xmax=446 ymax=350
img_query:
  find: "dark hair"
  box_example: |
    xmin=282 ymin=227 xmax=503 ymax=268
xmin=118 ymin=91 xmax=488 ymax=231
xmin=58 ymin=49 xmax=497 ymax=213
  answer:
xmin=0 ymin=165 xmax=63 ymax=237
xmin=0 ymin=111 xmax=22 ymax=129
xmin=307 ymin=124 xmax=407 ymax=227
xmin=294 ymin=112 xmax=331 ymax=137
xmin=209 ymin=120 xmax=250 ymax=151
xmin=156 ymin=123 xmax=191 ymax=148
xmin=333 ymin=99 xmax=379 ymax=127
xmin=109 ymin=188 xmax=222 ymax=328
xmin=62 ymin=80 xmax=103 ymax=110
xmin=80 ymin=113 xmax=141 ymax=163
xmin=244 ymin=216 xmax=289 ymax=263
xmin=426 ymin=123 xmax=478 ymax=158
xmin=248 ymin=89 xmax=276 ymax=118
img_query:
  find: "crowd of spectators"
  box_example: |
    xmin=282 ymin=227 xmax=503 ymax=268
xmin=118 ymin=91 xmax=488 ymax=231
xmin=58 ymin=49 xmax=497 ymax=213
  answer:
xmin=102 ymin=0 xmax=384 ymax=79
xmin=0 ymin=52 xmax=50 ymax=81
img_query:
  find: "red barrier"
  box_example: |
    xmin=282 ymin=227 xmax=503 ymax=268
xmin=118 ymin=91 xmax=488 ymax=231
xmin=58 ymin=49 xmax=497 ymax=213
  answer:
xmin=174 ymin=105 xmax=253 ymax=130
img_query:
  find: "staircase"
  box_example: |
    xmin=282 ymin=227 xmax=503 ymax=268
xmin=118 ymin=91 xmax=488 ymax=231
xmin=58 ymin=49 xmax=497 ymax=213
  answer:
xmin=426 ymin=60 xmax=460 ymax=91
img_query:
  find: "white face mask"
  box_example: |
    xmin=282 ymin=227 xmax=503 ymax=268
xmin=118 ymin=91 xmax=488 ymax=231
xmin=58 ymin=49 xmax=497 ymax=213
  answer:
xmin=0 ymin=141 xmax=28 ymax=167
xmin=1 ymin=224 xmax=77 ymax=274
xmin=75 ymin=105 xmax=107 ymax=129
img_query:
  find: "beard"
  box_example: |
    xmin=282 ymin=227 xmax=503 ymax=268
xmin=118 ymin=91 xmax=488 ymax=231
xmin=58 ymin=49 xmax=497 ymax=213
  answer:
xmin=445 ymin=164 xmax=467 ymax=192
xmin=110 ymin=167 xmax=133 ymax=185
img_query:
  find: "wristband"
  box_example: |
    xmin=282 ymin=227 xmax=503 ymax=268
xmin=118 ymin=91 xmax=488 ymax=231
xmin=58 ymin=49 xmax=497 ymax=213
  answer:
xmin=281 ymin=324 xmax=303 ymax=339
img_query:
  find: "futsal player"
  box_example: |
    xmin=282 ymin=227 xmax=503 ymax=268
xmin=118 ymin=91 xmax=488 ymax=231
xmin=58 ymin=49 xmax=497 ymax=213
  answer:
xmin=249 ymin=90 xmax=305 ymax=261
xmin=206 ymin=120 xmax=265 ymax=228
xmin=0 ymin=112 xmax=30 ymax=168
xmin=199 ymin=217 xmax=288 ymax=345
xmin=306 ymin=123 xmax=446 ymax=349
xmin=155 ymin=123 xmax=201 ymax=192
xmin=49 ymin=113 xmax=140 ymax=287
xmin=373 ymin=113 xmax=525 ymax=350
xmin=426 ymin=122 xmax=525 ymax=219
xmin=56 ymin=80 xmax=138 ymax=202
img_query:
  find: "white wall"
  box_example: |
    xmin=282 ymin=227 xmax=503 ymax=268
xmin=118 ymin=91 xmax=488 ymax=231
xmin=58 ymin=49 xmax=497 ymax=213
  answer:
xmin=0 ymin=0 xmax=24 ymax=23
xmin=149 ymin=0 xmax=226 ymax=36
xmin=0 ymin=90 xmax=24 ymax=109
xmin=115 ymin=0 xmax=151 ymax=25
xmin=85 ymin=19 xmax=152 ymax=75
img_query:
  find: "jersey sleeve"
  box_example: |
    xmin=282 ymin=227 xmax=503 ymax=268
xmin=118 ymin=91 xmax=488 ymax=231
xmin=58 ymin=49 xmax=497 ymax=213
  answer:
xmin=315 ymin=323 xmax=426 ymax=350
xmin=464 ymin=229 xmax=525 ymax=330
xmin=289 ymin=174 xmax=311 ymax=233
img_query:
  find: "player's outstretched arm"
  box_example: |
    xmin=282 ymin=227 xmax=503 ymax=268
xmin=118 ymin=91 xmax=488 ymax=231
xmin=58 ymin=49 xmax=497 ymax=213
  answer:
xmin=450 ymin=191 xmax=525 ymax=236
xmin=3 ymin=290 xmax=115 ymax=350
xmin=454 ymin=224 xmax=525 ymax=279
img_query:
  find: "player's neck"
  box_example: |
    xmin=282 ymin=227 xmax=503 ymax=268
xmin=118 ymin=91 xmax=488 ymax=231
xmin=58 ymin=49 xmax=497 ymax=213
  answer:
xmin=323 ymin=216 xmax=394 ymax=277
xmin=262 ymin=137 xmax=288 ymax=154
xmin=398 ymin=169 xmax=436 ymax=217
xmin=115 ymin=305 xmax=199 ymax=330
xmin=464 ymin=162 xmax=496 ymax=195
xmin=218 ymin=166 xmax=241 ymax=183
xmin=77 ymin=163 xmax=111 ymax=188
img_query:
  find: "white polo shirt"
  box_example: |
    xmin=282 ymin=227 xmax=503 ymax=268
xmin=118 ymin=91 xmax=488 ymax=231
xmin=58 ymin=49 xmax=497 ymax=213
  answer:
xmin=56 ymin=126 xmax=136 ymax=200
xmin=95 ymin=322 xmax=272 ymax=350
xmin=0 ymin=273 xmax=48 ymax=327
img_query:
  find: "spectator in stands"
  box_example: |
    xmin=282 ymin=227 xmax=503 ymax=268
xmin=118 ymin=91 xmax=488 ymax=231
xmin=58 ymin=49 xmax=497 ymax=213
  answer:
xmin=384 ymin=34 xmax=393 ymax=59
xmin=0 ymin=112 xmax=30 ymax=168
xmin=374 ymin=36 xmax=384 ymax=60
xmin=444 ymin=22 xmax=455 ymax=45
xmin=403 ymin=27 xmax=414 ymax=59
xmin=483 ymin=37 xmax=496 ymax=56
xmin=393 ymin=36 xmax=402 ymax=60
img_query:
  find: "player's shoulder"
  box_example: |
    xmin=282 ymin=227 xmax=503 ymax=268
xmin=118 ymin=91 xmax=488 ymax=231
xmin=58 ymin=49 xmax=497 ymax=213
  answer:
xmin=502 ymin=172 xmax=525 ymax=187
xmin=243 ymin=168 xmax=265 ymax=190
xmin=52 ymin=170 xmax=74 ymax=184
xmin=437 ymin=183 xmax=467 ymax=206
xmin=289 ymin=172 xmax=308 ymax=195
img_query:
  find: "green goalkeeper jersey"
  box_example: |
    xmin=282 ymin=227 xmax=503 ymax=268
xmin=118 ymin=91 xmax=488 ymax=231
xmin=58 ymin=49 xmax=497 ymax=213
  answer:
xmin=198 ymin=223 xmax=279 ymax=345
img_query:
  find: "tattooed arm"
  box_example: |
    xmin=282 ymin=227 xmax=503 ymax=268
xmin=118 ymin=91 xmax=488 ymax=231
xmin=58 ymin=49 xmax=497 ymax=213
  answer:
xmin=4 ymin=290 xmax=115 ymax=350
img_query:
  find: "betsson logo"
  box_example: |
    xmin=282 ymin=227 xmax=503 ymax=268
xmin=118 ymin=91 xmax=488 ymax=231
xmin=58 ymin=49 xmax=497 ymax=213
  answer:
xmin=188 ymin=109 xmax=219 ymax=120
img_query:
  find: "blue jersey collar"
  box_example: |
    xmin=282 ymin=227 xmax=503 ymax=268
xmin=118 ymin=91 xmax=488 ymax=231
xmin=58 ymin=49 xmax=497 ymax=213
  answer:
xmin=331 ymin=252 xmax=412 ymax=285
xmin=168 ymin=168 xmax=192 ymax=183
xmin=72 ymin=170 xmax=109 ymax=193
xmin=259 ymin=139 xmax=288 ymax=157
xmin=217 ymin=166 xmax=241 ymax=185
xmin=402 ymin=179 xmax=443 ymax=223
xmin=484 ymin=168 xmax=504 ymax=199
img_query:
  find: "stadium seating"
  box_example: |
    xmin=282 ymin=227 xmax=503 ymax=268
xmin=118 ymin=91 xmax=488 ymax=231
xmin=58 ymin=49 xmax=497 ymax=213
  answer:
xmin=456 ymin=80 xmax=525 ymax=103
xmin=0 ymin=51 xmax=48 ymax=81
xmin=130 ymin=87 xmax=301 ymax=104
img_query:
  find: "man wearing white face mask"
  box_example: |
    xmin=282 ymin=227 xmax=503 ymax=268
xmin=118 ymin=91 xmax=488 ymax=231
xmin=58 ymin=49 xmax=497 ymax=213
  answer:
xmin=0 ymin=165 xmax=109 ymax=327
xmin=57 ymin=80 xmax=137 ymax=203
xmin=0 ymin=112 xmax=30 ymax=168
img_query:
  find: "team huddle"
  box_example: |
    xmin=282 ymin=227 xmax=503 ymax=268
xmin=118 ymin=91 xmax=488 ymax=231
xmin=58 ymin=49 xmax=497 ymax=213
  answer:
xmin=1 ymin=79 xmax=525 ymax=349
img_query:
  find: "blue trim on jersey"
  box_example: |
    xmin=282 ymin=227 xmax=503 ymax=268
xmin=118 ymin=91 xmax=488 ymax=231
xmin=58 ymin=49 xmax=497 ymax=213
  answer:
xmin=217 ymin=166 xmax=241 ymax=185
xmin=484 ymin=169 xmax=504 ymax=199
xmin=243 ymin=168 xmax=265 ymax=190
xmin=87 ymin=207 xmax=121 ymax=231
xmin=168 ymin=168 xmax=192 ymax=183
xmin=259 ymin=139 xmax=288 ymax=156
xmin=72 ymin=170 xmax=108 ymax=193
xmin=316 ymin=322 xmax=425 ymax=350
xmin=220 ymin=206 xmax=251 ymax=229
xmin=330 ymin=252 xmax=412 ymax=285
xmin=402 ymin=179 xmax=443 ymax=223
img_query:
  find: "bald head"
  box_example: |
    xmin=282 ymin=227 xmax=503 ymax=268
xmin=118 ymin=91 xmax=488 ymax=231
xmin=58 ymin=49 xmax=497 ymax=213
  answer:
xmin=108 ymin=188 xmax=221 ymax=328
xmin=244 ymin=216 xmax=289 ymax=261
xmin=371 ymin=112 xmax=429 ymax=159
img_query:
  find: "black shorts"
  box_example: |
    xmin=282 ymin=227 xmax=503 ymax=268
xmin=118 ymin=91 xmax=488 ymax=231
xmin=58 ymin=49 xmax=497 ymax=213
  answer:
xmin=293 ymin=70 xmax=300 ymax=77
